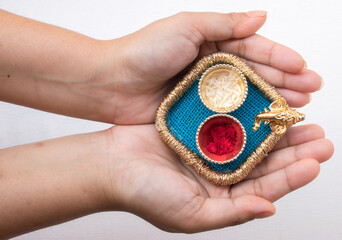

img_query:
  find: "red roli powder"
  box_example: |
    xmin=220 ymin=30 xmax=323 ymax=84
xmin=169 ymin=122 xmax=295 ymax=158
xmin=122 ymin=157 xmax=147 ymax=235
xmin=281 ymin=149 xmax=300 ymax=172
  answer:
xmin=206 ymin=124 xmax=237 ymax=156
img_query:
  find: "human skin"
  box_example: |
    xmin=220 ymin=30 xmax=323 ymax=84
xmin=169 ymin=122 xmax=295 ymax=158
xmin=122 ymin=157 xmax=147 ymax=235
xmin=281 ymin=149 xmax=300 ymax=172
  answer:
xmin=0 ymin=9 xmax=334 ymax=239
xmin=0 ymin=124 xmax=333 ymax=238
xmin=0 ymin=10 xmax=320 ymax=124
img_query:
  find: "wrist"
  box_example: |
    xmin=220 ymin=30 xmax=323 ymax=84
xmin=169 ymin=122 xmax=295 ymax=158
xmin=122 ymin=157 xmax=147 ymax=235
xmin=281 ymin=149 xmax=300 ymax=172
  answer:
xmin=0 ymin=130 xmax=120 ymax=237
xmin=90 ymin=127 xmax=125 ymax=211
xmin=0 ymin=8 xmax=122 ymax=123
xmin=73 ymin=39 xmax=127 ymax=123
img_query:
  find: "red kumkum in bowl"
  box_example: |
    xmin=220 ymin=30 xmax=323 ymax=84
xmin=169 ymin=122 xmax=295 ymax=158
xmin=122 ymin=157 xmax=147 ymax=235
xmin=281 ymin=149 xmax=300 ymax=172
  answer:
xmin=196 ymin=114 xmax=246 ymax=164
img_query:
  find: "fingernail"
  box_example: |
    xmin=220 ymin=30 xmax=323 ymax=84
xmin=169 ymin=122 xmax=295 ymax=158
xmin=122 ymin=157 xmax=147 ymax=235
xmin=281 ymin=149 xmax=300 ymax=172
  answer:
xmin=256 ymin=211 xmax=273 ymax=218
xmin=247 ymin=11 xmax=267 ymax=17
xmin=320 ymin=78 xmax=324 ymax=90
xmin=303 ymin=60 xmax=307 ymax=70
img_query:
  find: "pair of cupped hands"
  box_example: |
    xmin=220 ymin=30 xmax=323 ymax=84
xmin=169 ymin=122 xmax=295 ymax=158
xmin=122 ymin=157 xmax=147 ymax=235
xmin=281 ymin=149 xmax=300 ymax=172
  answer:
xmin=59 ymin=11 xmax=334 ymax=232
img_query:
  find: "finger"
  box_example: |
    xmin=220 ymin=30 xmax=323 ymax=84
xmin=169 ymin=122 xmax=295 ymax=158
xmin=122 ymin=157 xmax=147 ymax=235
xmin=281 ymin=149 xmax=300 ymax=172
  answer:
xmin=183 ymin=195 xmax=274 ymax=232
xmin=243 ymin=59 xmax=322 ymax=93
xmin=231 ymin=158 xmax=320 ymax=202
xmin=173 ymin=11 xmax=267 ymax=45
xmin=198 ymin=41 xmax=219 ymax=58
xmin=272 ymin=124 xmax=325 ymax=151
xmin=246 ymin=138 xmax=334 ymax=180
xmin=276 ymin=88 xmax=311 ymax=107
xmin=217 ymin=34 xmax=306 ymax=73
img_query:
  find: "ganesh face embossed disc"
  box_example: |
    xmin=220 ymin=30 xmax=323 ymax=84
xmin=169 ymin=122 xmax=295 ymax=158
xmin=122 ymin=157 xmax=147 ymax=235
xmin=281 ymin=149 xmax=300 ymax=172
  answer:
xmin=199 ymin=64 xmax=248 ymax=113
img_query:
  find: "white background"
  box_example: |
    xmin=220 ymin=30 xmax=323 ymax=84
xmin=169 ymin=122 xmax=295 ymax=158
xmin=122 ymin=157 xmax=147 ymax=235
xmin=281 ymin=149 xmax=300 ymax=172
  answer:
xmin=0 ymin=0 xmax=341 ymax=239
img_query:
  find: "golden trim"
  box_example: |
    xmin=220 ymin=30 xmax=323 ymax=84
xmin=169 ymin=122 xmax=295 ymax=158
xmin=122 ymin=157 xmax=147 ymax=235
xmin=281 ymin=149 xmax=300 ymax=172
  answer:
xmin=198 ymin=64 xmax=248 ymax=113
xmin=195 ymin=114 xmax=246 ymax=165
xmin=155 ymin=52 xmax=286 ymax=185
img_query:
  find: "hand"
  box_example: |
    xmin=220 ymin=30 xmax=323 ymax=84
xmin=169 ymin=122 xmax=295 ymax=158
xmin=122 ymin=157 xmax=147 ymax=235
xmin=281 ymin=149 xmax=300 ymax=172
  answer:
xmin=0 ymin=10 xmax=322 ymax=124
xmin=93 ymin=11 xmax=322 ymax=124
xmin=0 ymin=10 xmax=332 ymax=238
xmin=0 ymin=122 xmax=333 ymax=238
xmin=104 ymin=123 xmax=333 ymax=232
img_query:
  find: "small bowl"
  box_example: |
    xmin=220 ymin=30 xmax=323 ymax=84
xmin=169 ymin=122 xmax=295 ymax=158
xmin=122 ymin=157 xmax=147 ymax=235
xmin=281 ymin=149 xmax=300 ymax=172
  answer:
xmin=198 ymin=64 xmax=248 ymax=113
xmin=196 ymin=114 xmax=246 ymax=164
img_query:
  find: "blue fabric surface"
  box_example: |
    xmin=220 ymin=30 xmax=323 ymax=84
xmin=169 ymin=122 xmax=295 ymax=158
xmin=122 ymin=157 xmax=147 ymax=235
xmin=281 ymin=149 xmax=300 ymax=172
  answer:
xmin=167 ymin=76 xmax=273 ymax=173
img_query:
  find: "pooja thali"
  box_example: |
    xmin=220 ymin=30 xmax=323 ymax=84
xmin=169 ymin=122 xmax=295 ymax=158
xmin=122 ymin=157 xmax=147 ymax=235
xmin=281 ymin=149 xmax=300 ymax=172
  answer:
xmin=155 ymin=52 xmax=304 ymax=185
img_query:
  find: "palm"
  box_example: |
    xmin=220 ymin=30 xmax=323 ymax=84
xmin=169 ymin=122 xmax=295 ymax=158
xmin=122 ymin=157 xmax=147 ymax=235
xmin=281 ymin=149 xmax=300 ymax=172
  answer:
xmin=108 ymin=123 xmax=332 ymax=232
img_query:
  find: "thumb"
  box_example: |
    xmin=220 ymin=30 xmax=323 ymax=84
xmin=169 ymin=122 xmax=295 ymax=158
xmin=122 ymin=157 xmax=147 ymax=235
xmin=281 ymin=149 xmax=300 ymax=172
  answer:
xmin=172 ymin=11 xmax=267 ymax=44
xmin=183 ymin=195 xmax=275 ymax=233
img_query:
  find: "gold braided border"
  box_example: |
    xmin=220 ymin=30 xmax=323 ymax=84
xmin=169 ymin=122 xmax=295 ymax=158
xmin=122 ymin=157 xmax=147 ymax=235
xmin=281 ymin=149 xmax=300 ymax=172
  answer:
xmin=155 ymin=52 xmax=283 ymax=185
